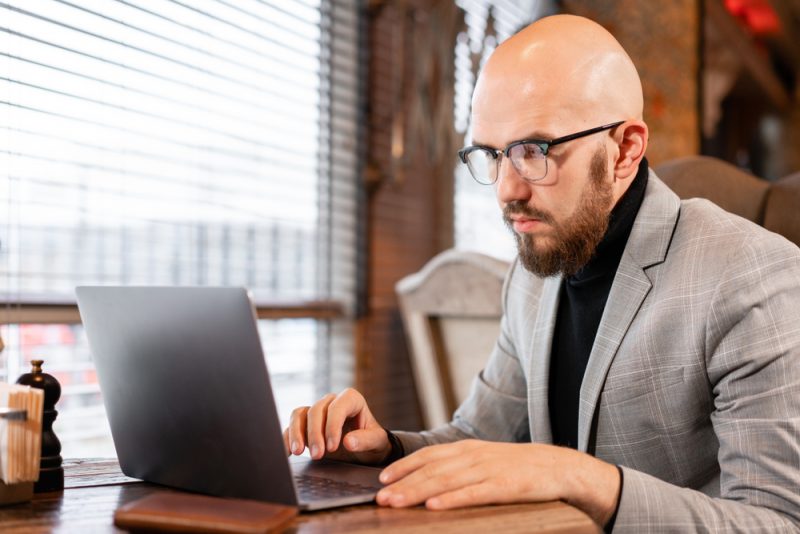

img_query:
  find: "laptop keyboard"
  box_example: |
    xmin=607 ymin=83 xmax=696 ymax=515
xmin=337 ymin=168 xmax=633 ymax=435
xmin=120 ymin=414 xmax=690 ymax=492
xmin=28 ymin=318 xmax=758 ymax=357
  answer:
xmin=294 ymin=473 xmax=379 ymax=500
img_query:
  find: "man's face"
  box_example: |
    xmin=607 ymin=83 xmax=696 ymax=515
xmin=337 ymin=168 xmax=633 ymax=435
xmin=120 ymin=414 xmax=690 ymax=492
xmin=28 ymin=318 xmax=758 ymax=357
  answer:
xmin=502 ymin=145 xmax=614 ymax=277
xmin=467 ymin=21 xmax=645 ymax=278
xmin=470 ymin=52 xmax=621 ymax=278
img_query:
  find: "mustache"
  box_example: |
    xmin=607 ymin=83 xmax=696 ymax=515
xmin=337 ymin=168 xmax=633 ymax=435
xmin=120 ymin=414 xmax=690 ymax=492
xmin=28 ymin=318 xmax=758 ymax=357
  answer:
xmin=502 ymin=200 xmax=555 ymax=226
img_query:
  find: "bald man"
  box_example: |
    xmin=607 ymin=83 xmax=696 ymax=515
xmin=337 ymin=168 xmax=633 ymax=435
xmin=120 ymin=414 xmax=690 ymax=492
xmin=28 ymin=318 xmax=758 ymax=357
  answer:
xmin=285 ymin=15 xmax=800 ymax=531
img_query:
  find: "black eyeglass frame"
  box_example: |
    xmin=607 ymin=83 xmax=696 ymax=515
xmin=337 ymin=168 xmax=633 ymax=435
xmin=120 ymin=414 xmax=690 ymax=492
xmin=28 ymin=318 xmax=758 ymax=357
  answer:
xmin=457 ymin=120 xmax=625 ymax=184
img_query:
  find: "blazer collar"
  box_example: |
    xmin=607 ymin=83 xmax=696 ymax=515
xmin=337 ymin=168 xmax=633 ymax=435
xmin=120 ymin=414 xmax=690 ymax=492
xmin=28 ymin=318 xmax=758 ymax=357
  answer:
xmin=576 ymin=171 xmax=681 ymax=452
xmin=527 ymin=274 xmax=561 ymax=444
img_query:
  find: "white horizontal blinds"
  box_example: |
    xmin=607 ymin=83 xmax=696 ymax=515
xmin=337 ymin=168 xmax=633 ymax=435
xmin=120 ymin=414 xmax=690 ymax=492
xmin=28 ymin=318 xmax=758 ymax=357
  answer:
xmin=314 ymin=0 xmax=361 ymax=395
xmin=0 ymin=0 xmax=361 ymax=305
xmin=0 ymin=0 xmax=362 ymax=457
xmin=322 ymin=0 xmax=360 ymax=307
xmin=452 ymin=0 xmax=555 ymax=260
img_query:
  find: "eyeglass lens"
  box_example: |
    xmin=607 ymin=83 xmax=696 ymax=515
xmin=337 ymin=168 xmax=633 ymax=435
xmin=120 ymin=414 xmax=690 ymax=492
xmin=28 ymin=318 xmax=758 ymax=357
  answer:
xmin=466 ymin=143 xmax=547 ymax=184
xmin=466 ymin=149 xmax=496 ymax=185
xmin=508 ymin=143 xmax=547 ymax=180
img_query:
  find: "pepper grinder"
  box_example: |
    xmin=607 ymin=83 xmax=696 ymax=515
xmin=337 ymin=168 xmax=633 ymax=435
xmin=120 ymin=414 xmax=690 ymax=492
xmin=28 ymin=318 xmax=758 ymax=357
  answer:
xmin=17 ymin=359 xmax=64 ymax=493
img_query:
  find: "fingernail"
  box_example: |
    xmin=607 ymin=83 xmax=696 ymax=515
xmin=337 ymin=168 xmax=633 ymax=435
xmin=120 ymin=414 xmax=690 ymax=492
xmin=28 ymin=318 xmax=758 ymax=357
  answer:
xmin=427 ymin=498 xmax=440 ymax=508
xmin=310 ymin=444 xmax=319 ymax=458
xmin=291 ymin=441 xmax=299 ymax=454
xmin=389 ymin=493 xmax=404 ymax=506
xmin=327 ymin=438 xmax=335 ymax=451
xmin=346 ymin=436 xmax=358 ymax=449
xmin=379 ymin=471 xmax=389 ymax=483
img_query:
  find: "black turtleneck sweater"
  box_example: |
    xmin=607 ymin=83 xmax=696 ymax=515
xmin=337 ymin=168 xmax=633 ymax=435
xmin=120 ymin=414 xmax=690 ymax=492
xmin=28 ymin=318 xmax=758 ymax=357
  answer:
xmin=548 ymin=159 xmax=649 ymax=449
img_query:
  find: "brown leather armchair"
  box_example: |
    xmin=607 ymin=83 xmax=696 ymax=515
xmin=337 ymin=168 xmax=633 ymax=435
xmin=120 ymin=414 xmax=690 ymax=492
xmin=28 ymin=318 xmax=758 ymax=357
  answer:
xmin=763 ymin=172 xmax=800 ymax=247
xmin=654 ymin=155 xmax=769 ymax=223
xmin=655 ymin=156 xmax=799 ymax=247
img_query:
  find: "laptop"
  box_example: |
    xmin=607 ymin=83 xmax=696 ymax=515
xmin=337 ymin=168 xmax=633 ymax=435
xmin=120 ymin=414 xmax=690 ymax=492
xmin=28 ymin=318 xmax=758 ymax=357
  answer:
xmin=75 ymin=286 xmax=383 ymax=511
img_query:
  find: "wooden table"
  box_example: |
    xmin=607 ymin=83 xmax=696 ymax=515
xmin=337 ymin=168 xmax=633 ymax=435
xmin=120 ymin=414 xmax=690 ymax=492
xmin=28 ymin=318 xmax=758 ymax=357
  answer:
xmin=0 ymin=459 xmax=600 ymax=533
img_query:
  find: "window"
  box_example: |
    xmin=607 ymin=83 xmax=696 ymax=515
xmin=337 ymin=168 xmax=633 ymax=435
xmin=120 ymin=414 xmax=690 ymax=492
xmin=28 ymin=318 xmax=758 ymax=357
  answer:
xmin=1 ymin=0 xmax=361 ymax=457
xmin=453 ymin=0 xmax=555 ymax=260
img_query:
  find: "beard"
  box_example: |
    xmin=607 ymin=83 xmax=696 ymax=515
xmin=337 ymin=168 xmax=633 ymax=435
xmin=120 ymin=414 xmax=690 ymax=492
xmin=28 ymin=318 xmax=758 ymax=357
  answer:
xmin=503 ymin=146 xmax=614 ymax=277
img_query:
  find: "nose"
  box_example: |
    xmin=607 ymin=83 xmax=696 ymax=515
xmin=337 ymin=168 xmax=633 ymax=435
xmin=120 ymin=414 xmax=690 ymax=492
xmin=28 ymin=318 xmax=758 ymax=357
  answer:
xmin=495 ymin=155 xmax=532 ymax=206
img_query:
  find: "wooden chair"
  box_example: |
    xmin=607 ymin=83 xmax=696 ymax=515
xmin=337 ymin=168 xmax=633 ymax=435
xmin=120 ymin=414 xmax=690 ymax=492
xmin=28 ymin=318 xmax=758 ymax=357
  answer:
xmin=654 ymin=155 xmax=769 ymax=223
xmin=396 ymin=250 xmax=509 ymax=429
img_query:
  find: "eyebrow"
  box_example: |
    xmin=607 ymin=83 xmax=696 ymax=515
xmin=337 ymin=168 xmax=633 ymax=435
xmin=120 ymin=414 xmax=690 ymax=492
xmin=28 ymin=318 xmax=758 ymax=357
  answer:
xmin=471 ymin=130 xmax=556 ymax=149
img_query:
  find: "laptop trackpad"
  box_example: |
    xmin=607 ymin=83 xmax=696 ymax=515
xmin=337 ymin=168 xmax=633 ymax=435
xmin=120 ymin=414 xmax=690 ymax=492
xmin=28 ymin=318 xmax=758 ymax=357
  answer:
xmin=290 ymin=457 xmax=384 ymax=511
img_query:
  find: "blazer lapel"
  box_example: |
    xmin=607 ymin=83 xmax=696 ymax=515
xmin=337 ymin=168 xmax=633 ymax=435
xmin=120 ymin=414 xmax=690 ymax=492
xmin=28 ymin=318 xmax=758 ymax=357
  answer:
xmin=527 ymin=274 xmax=562 ymax=444
xmin=576 ymin=173 xmax=681 ymax=453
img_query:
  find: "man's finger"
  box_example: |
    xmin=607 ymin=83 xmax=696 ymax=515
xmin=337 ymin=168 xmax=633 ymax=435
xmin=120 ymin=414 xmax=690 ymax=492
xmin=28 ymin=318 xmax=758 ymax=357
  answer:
xmin=282 ymin=428 xmax=291 ymax=456
xmin=287 ymin=406 xmax=309 ymax=455
xmin=377 ymin=453 xmax=482 ymax=507
xmin=306 ymin=394 xmax=336 ymax=459
xmin=425 ymin=482 xmax=498 ymax=510
xmin=380 ymin=440 xmax=475 ymax=484
xmin=342 ymin=428 xmax=386 ymax=453
xmin=324 ymin=388 xmax=367 ymax=453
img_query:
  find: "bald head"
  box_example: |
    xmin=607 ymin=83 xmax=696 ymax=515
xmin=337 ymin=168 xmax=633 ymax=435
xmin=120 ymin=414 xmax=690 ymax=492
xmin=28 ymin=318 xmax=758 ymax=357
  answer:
xmin=472 ymin=15 xmax=643 ymax=138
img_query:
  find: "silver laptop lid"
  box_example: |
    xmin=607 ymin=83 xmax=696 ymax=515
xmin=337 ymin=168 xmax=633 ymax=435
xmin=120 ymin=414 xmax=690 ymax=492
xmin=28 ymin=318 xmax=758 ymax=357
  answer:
xmin=75 ymin=286 xmax=298 ymax=505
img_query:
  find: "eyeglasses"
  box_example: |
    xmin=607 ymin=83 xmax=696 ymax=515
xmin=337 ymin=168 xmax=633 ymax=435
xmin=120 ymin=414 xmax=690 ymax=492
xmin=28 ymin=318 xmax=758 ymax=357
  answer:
xmin=457 ymin=121 xmax=624 ymax=185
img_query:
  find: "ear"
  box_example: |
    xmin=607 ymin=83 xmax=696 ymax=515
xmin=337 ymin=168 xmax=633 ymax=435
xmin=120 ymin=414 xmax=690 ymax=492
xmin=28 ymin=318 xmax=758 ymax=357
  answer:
xmin=612 ymin=120 xmax=648 ymax=180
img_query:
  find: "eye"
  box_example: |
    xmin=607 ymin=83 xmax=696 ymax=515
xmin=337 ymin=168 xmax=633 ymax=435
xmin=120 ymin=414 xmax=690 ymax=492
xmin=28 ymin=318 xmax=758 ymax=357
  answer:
xmin=518 ymin=143 xmax=545 ymax=160
xmin=481 ymin=147 xmax=500 ymax=160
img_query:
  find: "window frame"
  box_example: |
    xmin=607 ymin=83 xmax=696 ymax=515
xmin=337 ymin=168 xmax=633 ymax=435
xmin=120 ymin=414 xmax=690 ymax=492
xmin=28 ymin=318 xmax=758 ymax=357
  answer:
xmin=0 ymin=301 xmax=343 ymax=325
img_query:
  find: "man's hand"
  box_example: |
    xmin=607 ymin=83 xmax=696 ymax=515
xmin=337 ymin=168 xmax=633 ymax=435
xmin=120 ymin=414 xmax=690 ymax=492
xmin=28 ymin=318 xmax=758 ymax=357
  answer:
xmin=376 ymin=440 xmax=621 ymax=526
xmin=283 ymin=388 xmax=391 ymax=466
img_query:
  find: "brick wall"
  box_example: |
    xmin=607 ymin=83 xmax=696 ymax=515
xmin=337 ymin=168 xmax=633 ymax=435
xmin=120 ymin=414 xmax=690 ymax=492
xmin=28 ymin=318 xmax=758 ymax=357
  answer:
xmin=356 ymin=0 xmax=461 ymax=430
xmin=563 ymin=0 xmax=702 ymax=165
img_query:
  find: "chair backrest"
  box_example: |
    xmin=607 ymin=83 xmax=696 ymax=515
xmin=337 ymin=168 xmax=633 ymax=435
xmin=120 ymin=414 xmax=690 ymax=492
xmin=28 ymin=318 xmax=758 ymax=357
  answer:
xmin=763 ymin=172 xmax=800 ymax=247
xmin=396 ymin=250 xmax=509 ymax=429
xmin=654 ymin=155 xmax=769 ymax=223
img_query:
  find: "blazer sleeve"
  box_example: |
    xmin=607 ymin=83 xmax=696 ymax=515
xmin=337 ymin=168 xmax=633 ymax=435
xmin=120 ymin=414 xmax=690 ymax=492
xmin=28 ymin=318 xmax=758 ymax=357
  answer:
xmin=394 ymin=258 xmax=531 ymax=454
xmin=614 ymin=234 xmax=800 ymax=532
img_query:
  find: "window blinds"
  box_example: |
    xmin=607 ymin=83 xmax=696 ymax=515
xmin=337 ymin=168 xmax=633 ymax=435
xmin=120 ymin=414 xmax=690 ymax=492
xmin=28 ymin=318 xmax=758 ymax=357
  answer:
xmin=0 ymin=0 xmax=361 ymax=310
xmin=0 ymin=0 xmax=362 ymax=456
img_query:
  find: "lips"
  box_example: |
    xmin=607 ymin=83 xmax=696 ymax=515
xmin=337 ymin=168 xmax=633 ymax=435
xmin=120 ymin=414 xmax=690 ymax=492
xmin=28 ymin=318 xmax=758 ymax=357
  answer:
xmin=511 ymin=217 xmax=541 ymax=233
xmin=503 ymin=201 xmax=552 ymax=234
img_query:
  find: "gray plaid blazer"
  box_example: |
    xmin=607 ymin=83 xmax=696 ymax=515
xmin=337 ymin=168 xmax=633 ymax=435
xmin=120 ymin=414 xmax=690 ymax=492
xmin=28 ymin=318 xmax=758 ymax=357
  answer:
xmin=395 ymin=172 xmax=800 ymax=532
